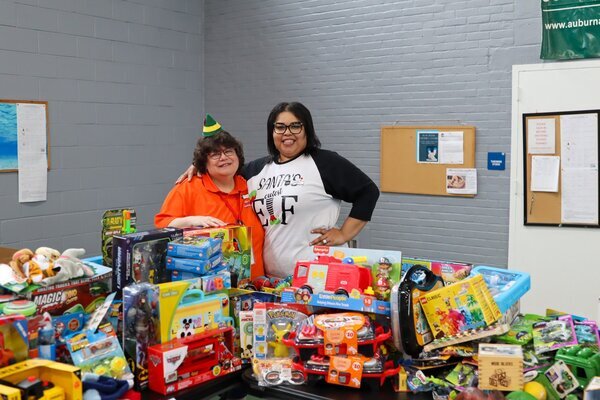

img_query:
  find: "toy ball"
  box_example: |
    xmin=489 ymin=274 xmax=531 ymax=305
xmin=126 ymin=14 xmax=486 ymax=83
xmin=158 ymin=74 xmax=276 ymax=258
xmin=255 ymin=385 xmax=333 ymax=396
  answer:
xmin=93 ymin=365 xmax=109 ymax=376
xmin=506 ymin=391 xmax=537 ymax=400
xmin=110 ymin=357 xmax=127 ymax=375
xmin=523 ymin=381 xmax=547 ymax=400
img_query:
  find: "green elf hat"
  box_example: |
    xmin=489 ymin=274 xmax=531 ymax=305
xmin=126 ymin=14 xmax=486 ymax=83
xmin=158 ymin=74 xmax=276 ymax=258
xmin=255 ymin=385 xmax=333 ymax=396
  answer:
xmin=203 ymin=114 xmax=223 ymax=137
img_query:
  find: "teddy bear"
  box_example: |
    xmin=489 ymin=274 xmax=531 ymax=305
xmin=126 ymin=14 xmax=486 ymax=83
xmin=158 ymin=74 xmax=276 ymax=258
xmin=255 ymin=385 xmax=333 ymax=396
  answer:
xmin=40 ymin=248 xmax=94 ymax=287
xmin=9 ymin=248 xmax=34 ymax=282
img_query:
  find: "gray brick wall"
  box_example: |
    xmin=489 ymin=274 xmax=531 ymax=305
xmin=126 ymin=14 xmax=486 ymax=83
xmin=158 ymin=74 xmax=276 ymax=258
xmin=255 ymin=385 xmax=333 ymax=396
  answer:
xmin=0 ymin=0 xmax=203 ymax=254
xmin=204 ymin=0 xmax=541 ymax=267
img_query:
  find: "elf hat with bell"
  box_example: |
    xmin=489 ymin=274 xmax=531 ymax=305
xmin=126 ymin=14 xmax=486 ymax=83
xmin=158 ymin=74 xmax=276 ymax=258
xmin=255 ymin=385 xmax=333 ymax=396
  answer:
xmin=203 ymin=114 xmax=223 ymax=137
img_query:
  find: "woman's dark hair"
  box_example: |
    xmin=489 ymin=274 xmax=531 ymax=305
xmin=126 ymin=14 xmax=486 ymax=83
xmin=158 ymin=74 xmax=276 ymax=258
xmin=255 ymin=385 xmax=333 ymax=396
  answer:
xmin=267 ymin=102 xmax=321 ymax=160
xmin=193 ymin=131 xmax=244 ymax=175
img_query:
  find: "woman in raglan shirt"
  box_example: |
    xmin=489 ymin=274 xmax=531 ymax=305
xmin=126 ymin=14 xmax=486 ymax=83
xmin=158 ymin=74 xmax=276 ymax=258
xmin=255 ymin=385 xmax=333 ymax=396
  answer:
xmin=177 ymin=102 xmax=379 ymax=278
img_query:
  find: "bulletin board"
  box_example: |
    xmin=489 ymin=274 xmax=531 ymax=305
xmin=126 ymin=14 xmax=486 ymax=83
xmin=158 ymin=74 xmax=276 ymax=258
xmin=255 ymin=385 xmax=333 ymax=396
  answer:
xmin=523 ymin=110 xmax=600 ymax=227
xmin=0 ymin=99 xmax=50 ymax=173
xmin=380 ymin=126 xmax=476 ymax=197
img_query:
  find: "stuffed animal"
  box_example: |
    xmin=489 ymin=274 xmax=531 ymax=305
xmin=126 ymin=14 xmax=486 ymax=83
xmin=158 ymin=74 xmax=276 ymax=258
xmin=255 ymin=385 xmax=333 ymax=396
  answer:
xmin=22 ymin=253 xmax=55 ymax=284
xmin=41 ymin=248 xmax=94 ymax=287
xmin=35 ymin=247 xmax=61 ymax=261
xmin=9 ymin=248 xmax=33 ymax=281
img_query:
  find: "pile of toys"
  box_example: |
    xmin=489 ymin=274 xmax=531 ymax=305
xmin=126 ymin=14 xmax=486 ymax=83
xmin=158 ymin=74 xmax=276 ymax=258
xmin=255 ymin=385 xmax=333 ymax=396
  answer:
xmin=0 ymin=207 xmax=598 ymax=400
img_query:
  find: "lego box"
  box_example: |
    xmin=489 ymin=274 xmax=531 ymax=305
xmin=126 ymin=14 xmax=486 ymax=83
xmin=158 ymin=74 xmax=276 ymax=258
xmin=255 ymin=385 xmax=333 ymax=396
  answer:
xmin=419 ymin=274 xmax=502 ymax=339
xmin=166 ymin=238 xmax=222 ymax=260
xmin=478 ymin=343 xmax=524 ymax=391
xmin=112 ymin=228 xmax=183 ymax=297
xmin=27 ymin=257 xmax=111 ymax=316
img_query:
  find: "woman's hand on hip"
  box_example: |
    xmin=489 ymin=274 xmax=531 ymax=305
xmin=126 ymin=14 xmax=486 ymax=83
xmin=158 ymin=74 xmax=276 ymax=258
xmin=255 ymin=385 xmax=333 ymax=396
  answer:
xmin=309 ymin=227 xmax=346 ymax=246
xmin=175 ymin=164 xmax=200 ymax=184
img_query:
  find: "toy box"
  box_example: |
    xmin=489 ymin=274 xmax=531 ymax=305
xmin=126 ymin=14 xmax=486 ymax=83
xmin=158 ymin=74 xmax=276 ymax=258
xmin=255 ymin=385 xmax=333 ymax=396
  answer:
xmin=166 ymin=238 xmax=222 ymax=260
xmin=101 ymin=208 xmax=136 ymax=267
xmin=311 ymin=245 xmax=402 ymax=301
xmin=239 ymin=311 xmax=254 ymax=362
xmin=556 ymin=345 xmax=600 ymax=388
xmin=157 ymin=280 xmax=232 ymax=342
xmin=280 ymin=288 xmax=391 ymax=316
xmin=543 ymin=360 xmax=580 ymax=398
xmin=419 ymin=274 xmax=502 ymax=339
xmin=470 ymin=265 xmax=530 ymax=314
xmin=26 ymin=257 xmax=111 ymax=316
xmin=253 ymin=302 xmax=309 ymax=360
xmin=123 ymin=283 xmax=160 ymax=391
xmin=112 ymin=228 xmax=183 ymax=296
xmin=0 ymin=315 xmax=28 ymax=368
xmin=148 ymin=326 xmax=241 ymax=395
xmin=171 ymin=267 xmax=231 ymax=292
xmin=166 ymin=252 xmax=222 ymax=275
xmin=183 ymin=226 xmax=253 ymax=283
xmin=478 ymin=343 xmax=524 ymax=391
xmin=584 ymin=376 xmax=600 ymax=400
xmin=0 ymin=359 xmax=82 ymax=400
xmin=401 ymin=257 xmax=472 ymax=284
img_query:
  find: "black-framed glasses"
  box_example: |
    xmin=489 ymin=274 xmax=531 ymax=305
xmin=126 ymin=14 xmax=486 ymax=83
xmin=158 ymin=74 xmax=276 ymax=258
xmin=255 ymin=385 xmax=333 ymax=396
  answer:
xmin=273 ymin=122 xmax=303 ymax=135
xmin=208 ymin=148 xmax=236 ymax=160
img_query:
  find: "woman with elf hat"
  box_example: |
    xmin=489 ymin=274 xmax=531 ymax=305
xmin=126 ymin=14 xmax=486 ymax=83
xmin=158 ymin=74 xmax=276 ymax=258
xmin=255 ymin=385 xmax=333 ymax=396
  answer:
xmin=176 ymin=102 xmax=379 ymax=279
xmin=155 ymin=115 xmax=265 ymax=277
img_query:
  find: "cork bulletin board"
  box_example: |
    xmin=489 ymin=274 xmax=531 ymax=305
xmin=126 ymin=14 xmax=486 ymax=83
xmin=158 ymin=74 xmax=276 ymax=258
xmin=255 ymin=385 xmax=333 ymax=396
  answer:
xmin=523 ymin=110 xmax=600 ymax=227
xmin=380 ymin=126 xmax=476 ymax=197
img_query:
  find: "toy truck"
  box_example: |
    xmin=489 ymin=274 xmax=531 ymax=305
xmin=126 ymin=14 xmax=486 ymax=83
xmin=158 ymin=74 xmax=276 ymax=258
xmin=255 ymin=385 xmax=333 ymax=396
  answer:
xmin=292 ymin=256 xmax=372 ymax=296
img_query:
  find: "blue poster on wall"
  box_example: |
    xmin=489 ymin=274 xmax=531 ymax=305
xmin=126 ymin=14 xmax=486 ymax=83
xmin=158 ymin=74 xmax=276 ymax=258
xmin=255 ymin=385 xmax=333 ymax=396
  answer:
xmin=417 ymin=130 xmax=439 ymax=163
xmin=0 ymin=103 xmax=18 ymax=171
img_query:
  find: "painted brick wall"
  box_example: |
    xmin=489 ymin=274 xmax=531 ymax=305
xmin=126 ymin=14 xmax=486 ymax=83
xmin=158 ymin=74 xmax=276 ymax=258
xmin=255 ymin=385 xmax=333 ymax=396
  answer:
xmin=0 ymin=0 xmax=203 ymax=253
xmin=204 ymin=0 xmax=542 ymax=267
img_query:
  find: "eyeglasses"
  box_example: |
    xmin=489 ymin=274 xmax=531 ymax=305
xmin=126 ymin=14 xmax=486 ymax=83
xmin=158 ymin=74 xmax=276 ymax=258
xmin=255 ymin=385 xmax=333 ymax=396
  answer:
xmin=208 ymin=149 xmax=236 ymax=160
xmin=273 ymin=122 xmax=303 ymax=135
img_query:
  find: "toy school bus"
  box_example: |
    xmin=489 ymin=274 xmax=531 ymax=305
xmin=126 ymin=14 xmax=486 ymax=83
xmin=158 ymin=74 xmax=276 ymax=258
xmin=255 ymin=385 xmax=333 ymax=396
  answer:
xmin=292 ymin=256 xmax=372 ymax=296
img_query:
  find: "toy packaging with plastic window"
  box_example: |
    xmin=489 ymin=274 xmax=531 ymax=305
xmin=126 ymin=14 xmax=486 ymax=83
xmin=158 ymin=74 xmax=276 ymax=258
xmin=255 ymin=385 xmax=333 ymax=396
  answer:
xmin=573 ymin=320 xmax=600 ymax=348
xmin=112 ymin=228 xmax=183 ymax=296
xmin=401 ymin=257 xmax=472 ymax=284
xmin=157 ymin=280 xmax=232 ymax=342
xmin=252 ymin=302 xmax=310 ymax=360
xmin=101 ymin=208 xmax=136 ymax=268
xmin=418 ymin=274 xmax=502 ymax=339
xmin=532 ymin=314 xmax=578 ymax=354
xmin=0 ymin=315 xmax=28 ymax=368
xmin=123 ymin=282 xmax=160 ymax=391
xmin=470 ymin=265 xmax=531 ymax=314
xmin=148 ymin=326 xmax=241 ymax=395
xmin=252 ymin=358 xmax=305 ymax=387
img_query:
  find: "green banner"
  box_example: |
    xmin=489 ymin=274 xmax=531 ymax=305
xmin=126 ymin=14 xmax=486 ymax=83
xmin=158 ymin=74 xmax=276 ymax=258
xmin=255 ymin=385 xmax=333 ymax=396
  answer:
xmin=541 ymin=0 xmax=600 ymax=60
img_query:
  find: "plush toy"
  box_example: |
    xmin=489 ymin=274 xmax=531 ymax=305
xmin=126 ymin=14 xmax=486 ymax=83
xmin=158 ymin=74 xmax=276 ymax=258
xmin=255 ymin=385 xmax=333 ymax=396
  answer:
xmin=22 ymin=253 xmax=55 ymax=284
xmin=9 ymin=248 xmax=33 ymax=281
xmin=35 ymin=247 xmax=61 ymax=261
xmin=41 ymin=248 xmax=94 ymax=287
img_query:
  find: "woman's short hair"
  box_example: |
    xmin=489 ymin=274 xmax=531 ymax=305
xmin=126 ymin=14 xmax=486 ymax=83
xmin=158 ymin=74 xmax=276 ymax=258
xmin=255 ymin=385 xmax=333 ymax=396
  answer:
xmin=267 ymin=102 xmax=322 ymax=159
xmin=193 ymin=131 xmax=244 ymax=175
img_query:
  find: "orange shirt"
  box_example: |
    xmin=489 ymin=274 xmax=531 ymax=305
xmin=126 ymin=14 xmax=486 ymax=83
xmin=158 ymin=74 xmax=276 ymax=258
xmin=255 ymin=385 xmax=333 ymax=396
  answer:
xmin=155 ymin=175 xmax=265 ymax=278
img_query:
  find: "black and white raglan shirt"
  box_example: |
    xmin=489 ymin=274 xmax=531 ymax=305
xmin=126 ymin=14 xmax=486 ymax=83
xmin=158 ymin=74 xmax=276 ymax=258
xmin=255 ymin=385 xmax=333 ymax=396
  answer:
xmin=242 ymin=148 xmax=380 ymax=278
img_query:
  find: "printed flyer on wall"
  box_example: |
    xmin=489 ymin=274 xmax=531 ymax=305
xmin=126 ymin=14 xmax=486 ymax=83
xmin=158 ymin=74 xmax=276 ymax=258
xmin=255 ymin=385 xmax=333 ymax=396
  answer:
xmin=446 ymin=168 xmax=477 ymax=195
xmin=417 ymin=130 xmax=439 ymax=163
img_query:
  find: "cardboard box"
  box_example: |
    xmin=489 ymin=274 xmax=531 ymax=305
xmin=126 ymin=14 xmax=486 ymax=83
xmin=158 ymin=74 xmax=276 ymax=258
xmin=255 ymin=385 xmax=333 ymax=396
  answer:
xmin=166 ymin=252 xmax=222 ymax=275
xmin=419 ymin=275 xmax=502 ymax=339
xmin=27 ymin=257 xmax=112 ymax=316
xmin=478 ymin=343 xmax=524 ymax=391
xmin=112 ymin=228 xmax=183 ymax=296
xmin=0 ymin=247 xmax=17 ymax=265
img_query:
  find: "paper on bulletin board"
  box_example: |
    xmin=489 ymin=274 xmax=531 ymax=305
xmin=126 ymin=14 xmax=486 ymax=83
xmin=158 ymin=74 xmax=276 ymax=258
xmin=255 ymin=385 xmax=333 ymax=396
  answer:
xmin=417 ymin=130 xmax=439 ymax=163
xmin=561 ymin=167 xmax=599 ymax=224
xmin=531 ymin=156 xmax=560 ymax=192
xmin=527 ymin=118 xmax=555 ymax=154
xmin=438 ymin=131 xmax=463 ymax=164
xmin=560 ymin=113 xmax=598 ymax=169
xmin=446 ymin=168 xmax=477 ymax=195
xmin=17 ymin=103 xmax=47 ymax=203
